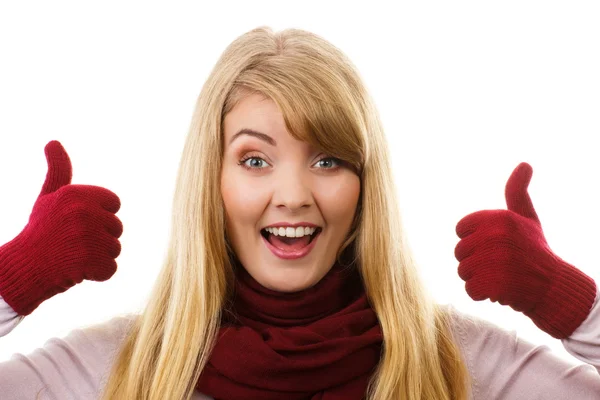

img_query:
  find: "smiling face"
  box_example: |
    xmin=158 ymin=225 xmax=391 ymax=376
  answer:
xmin=220 ymin=93 xmax=361 ymax=292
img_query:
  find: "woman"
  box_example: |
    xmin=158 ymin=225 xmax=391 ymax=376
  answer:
xmin=1 ymin=26 xmax=599 ymax=399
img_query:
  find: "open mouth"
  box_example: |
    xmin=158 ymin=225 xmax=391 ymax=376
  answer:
xmin=260 ymin=227 xmax=322 ymax=251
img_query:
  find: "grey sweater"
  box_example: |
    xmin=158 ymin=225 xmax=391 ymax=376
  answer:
xmin=1 ymin=293 xmax=600 ymax=400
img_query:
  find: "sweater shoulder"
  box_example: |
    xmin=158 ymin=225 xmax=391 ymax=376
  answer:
xmin=64 ymin=313 xmax=139 ymax=387
xmin=71 ymin=313 xmax=138 ymax=357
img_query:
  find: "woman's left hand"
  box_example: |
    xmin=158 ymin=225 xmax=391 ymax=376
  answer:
xmin=454 ymin=162 xmax=597 ymax=339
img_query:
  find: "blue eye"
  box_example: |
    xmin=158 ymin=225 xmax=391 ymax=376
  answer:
xmin=315 ymin=158 xmax=340 ymax=169
xmin=238 ymin=156 xmax=342 ymax=171
xmin=239 ymin=156 xmax=270 ymax=170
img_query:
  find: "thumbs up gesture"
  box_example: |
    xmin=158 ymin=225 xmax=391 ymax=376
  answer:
xmin=454 ymin=163 xmax=597 ymax=339
xmin=0 ymin=141 xmax=123 ymax=316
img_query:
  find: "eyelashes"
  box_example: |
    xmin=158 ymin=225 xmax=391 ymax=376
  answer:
xmin=237 ymin=154 xmax=343 ymax=172
xmin=238 ymin=155 xmax=267 ymax=170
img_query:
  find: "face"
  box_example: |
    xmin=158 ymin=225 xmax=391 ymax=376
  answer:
xmin=220 ymin=93 xmax=361 ymax=292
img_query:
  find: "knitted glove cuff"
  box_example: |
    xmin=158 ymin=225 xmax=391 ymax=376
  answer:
xmin=526 ymin=263 xmax=597 ymax=339
xmin=0 ymin=235 xmax=54 ymax=316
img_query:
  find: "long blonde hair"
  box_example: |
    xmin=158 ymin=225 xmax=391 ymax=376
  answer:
xmin=100 ymin=26 xmax=471 ymax=400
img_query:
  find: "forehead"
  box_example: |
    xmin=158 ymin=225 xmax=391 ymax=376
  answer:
xmin=222 ymin=93 xmax=313 ymax=152
xmin=223 ymin=94 xmax=281 ymax=139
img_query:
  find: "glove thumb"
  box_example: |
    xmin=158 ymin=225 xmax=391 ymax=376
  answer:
xmin=505 ymin=162 xmax=540 ymax=223
xmin=38 ymin=140 xmax=72 ymax=197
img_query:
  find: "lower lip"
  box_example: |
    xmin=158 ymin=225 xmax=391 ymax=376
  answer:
xmin=261 ymin=231 xmax=321 ymax=260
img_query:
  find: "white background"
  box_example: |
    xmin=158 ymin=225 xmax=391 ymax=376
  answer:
xmin=0 ymin=1 xmax=598 ymax=366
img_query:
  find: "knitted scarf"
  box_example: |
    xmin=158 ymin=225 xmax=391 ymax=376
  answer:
xmin=196 ymin=262 xmax=383 ymax=399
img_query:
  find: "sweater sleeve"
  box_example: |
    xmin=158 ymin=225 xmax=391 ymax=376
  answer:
xmin=0 ymin=310 xmax=136 ymax=399
xmin=0 ymin=295 xmax=24 ymax=338
xmin=561 ymin=288 xmax=600 ymax=372
xmin=449 ymin=304 xmax=600 ymax=399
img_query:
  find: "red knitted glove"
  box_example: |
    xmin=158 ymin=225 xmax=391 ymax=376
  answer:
xmin=454 ymin=162 xmax=597 ymax=339
xmin=0 ymin=140 xmax=123 ymax=316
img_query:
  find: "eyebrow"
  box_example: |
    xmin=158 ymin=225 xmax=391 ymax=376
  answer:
xmin=229 ymin=128 xmax=277 ymax=146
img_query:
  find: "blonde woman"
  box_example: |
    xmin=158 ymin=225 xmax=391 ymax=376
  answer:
xmin=1 ymin=26 xmax=600 ymax=399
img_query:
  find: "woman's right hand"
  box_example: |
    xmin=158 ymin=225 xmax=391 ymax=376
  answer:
xmin=0 ymin=140 xmax=123 ymax=316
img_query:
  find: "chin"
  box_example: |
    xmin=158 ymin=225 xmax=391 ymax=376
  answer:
xmin=256 ymin=267 xmax=320 ymax=293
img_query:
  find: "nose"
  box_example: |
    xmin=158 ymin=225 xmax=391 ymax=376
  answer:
xmin=272 ymin=171 xmax=314 ymax=212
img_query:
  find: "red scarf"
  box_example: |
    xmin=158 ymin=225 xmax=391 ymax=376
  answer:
xmin=196 ymin=262 xmax=383 ymax=399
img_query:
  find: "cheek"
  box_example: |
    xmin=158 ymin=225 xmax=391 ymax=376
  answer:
xmin=317 ymin=174 xmax=360 ymax=226
xmin=221 ymin=168 xmax=269 ymax=227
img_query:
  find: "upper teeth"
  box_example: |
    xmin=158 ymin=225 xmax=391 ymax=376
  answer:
xmin=264 ymin=226 xmax=317 ymax=237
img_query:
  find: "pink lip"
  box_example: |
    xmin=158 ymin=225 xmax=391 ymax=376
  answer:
xmin=262 ymin=222 xmax=321 ymax=229
xmin=261 ymin=230 xmax=321 ymax=260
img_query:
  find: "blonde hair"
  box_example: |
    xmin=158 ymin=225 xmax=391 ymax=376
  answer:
xmin=100 ymin=26 xmax=471 ymax=400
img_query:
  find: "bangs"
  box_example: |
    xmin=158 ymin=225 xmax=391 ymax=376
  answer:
xmin=225 ymin=60 xmax=367 ymax=176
